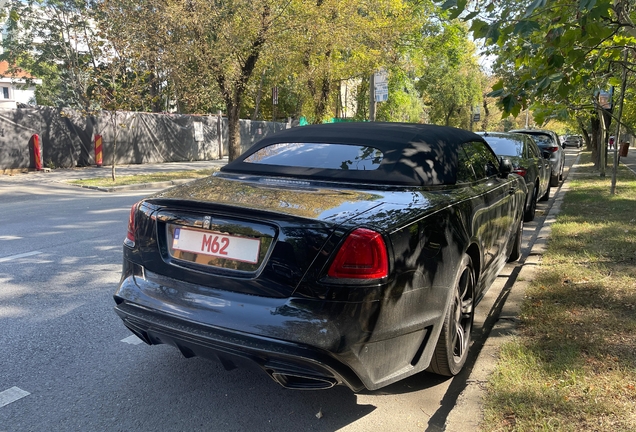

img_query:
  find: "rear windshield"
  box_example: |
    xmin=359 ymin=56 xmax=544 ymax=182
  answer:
xmin=243 ymin=143 xmax=384 ymax=170
xmin=482 ymin=137 xmax=523 ymax=156
xmin=526 ymin=134 xmax=554 ymax=147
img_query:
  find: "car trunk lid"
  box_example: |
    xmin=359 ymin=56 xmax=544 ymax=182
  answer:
xmin=132 ymin=175 xmax=386 ymax=298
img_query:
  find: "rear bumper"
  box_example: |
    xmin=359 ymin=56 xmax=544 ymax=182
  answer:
xmin=113 ymin=262 xmax=437 ymax=391
xmin=114 ymin=301 xmax=364 ymax=391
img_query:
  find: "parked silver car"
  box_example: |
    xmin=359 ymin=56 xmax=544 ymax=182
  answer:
xmin=510 ymin=129 xmax=564 ymax=187
xmin=564 ymin=135 xmax=583 ymax=148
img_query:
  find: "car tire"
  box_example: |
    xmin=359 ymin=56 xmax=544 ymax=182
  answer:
xmin=539 ymin=179 xmax=551 ymax=201
xmin=523 ymin=185 xmax=537 ymax=222
xmin=428 ymin=254 xmax=475 ymax=376
xmin=550 ymin=173 xmax=559 ymax=187
xmin=507 ymin=217 xmax=523 ymax=262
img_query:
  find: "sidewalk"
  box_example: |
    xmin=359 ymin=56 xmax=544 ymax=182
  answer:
xmin=444 ymin=150 xmax=574 ymax=431
xmin=445 ymin=148 xmax=635 ymax=430
xmin=0 ymin=159 xmax=229 ymax=190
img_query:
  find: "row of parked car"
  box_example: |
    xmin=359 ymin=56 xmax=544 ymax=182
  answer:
xmin=479 ymin=129 xmax=564 ymax=222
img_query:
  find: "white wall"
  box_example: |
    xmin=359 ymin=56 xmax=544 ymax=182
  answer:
xmin=0 ymin=80 xmax=39 ymax=108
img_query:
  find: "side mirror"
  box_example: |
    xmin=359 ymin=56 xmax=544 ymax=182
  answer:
xmin=499 ymin=158 xmax=512 ymax=177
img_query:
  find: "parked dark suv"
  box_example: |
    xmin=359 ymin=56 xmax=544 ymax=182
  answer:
xmin=510 ymin=129 xmax=564 ymax=187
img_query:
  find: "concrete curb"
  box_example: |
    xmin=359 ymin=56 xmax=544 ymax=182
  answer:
xmin=71 ymin=178 xmax=196 ymax=192
xmin=444 ymin=152 xmax=581 ymax=431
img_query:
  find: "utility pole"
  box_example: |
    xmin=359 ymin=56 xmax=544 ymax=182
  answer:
xmin=611 ymin=49 xmax=629 ymax=195
xmin=598 ymin=107 xmax=607 ymax=178
xmin=217 ymin=110 xmax=223 ymax=159
xmin=369 ymin=73 xmax=376 ymax=122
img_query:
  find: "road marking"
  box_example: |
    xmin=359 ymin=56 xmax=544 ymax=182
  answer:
xmin=121 ymin=335 xmax=143 ymax=345
xmin=0 ymin=387 xmax=30 ymax=408
xmin=0 ymin=251 xmax=42 ymax=263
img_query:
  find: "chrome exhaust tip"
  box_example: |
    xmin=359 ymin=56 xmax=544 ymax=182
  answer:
xmin=270 ymin=372 xmax=337 ymax=390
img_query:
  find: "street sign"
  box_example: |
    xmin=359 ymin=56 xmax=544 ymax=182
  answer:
xmin=374 ymin=69 xmax=388 ymax=102
xmin=272 ymin=86 xmax=278 ymax=105
xmin=597 ymin=89 xmax=612 ymax=109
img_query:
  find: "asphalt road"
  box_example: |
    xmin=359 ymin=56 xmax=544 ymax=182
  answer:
xmin=0 ymin=150 xmax=578 ymax=432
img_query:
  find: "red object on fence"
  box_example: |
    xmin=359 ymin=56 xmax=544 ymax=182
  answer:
xmin=94 ymin=135 xmax=103 ymax=167
xmin=31 ymin=134 xmax=42 ymax=171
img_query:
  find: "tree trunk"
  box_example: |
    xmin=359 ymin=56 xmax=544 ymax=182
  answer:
xmin=315 ymin=76 xmax=331 ymax=121
xmin=227 ymin=101 xmax=242 ymax=161
xmin=444 ymin=104 xmax=456 ymax=126
xmin=590 ymin=114 xmax=601 ymax=169
xmin=110 ymin=110 xmax=118 ymax=181
xmin=577 ymin=117 xmax=591 ymax=149
xmin=252 ymin=71 xmax=265 ymax=121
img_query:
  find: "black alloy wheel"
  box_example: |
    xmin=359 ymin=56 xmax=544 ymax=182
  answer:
xmin=550 ymin=172 xmax=559 ymax=187
xmin=539 ymin=179 xmax=551 ymax=201
xmin=428 ymin=254 xmax=475 ymax=376
xmin=524 ymin=185 xmax=537 ymax=222
xmin=507 ymin=217 xmax=523 ymax=262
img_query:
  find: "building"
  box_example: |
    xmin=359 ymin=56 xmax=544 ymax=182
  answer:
xmin=0 ymin=61 xmax=41 ymax=109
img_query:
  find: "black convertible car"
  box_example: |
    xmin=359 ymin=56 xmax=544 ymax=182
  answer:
xmin=114 ymin=122 xmax=526 ymax=392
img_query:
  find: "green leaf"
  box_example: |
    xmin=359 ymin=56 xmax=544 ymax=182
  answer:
xmin=486 ymin=24 xmax=501 ymax=44
xmin=587 ymin=1 xmax=611 ymax=19
xmin=509 ymin=102 xmax=522 ymax=118
xmin=608 ymin=77 xmax=622 ymax=87
xmin=513 ymin=20 xmax=541 ymax=37
xmin=470 ymin=19 xmax=490 ymax=39
xmin=534 ymin=110 xmax=547 ymax=125
xmin=440 ymin=0 xmax=457 ymax=10
xmin=502 ymin=94 xmax=518 ymax=114
xmin=492 ymin=79 xmax=504 ymax=91
xmin=579 ymin=0 xmax=597 ymax=11
xmin=524 ymin=0 xmax=547 ymax=18
xmin=557 ymin=83 xmax=570 ymax=99
xmin=548 ymin=54 xmax=565 ymax=68
xmin=448 ymin=7 xmax=463 ymax=20
xmin=537 ymin=76 xmax=550 ymax=90
xmin=463 ymin=11 xmax=479 ymax=21
xmin=10 ymin=9 xmax=19 ymax=22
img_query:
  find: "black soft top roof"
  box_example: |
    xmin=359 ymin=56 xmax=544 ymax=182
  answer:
xmin=221 ymin=122 xmax=487 ymax=186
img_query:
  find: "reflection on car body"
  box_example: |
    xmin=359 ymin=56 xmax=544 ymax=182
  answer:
xmin=113 ymin=122 xmax=527 ymax=391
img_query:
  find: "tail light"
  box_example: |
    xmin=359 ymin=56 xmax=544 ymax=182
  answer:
xmin=124 ymin=202 xmax=141 ymax=248
xmin=327 ymin=228 xmax=388 ymax=279
xmin=546 ymin=146 xmax=559 ymax=153
xmin=513 ymin=167 xmax=527 ymax=176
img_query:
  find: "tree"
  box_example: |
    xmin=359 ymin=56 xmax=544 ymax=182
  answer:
xmin=2 ymin=0 xmax=104 ymax=111
xmin=416 ymin=21 xmax=483 ymax=128
xmin=254 ymin=0 xmax=428 ymax=124
xmin=159 ymin=0 xmax=282 ymax=160
xmin=445 ymin=0 xmax=636 ymax=167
